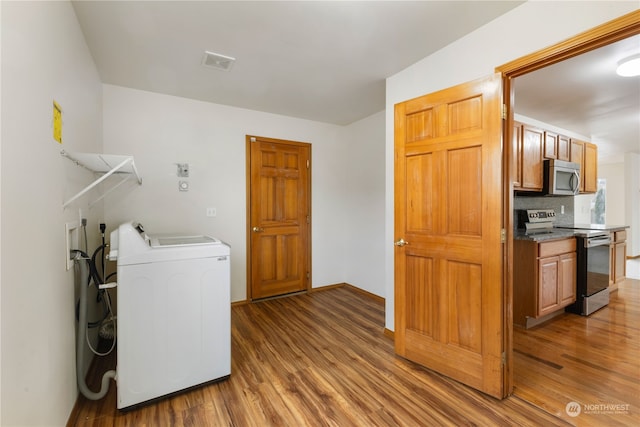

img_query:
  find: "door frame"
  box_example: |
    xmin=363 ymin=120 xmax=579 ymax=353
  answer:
xmin=497 ymin=10 xmax=640 ymax=394
xmin=245 ymin=135 xmax=312 ymax=301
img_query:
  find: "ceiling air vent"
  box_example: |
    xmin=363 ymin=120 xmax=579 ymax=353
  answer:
xmin=201 ymin=51 xmax=235 ymax=71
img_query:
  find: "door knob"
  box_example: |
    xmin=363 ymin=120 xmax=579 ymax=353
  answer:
xmin=395 ymin=238 xmax=409 ymax=247
xmin=252 ymin=226 xmax=264 ymax=232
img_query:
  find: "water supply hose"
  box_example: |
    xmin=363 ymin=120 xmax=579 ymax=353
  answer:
xmin=73 ymin=251 xmax=116 ymax=400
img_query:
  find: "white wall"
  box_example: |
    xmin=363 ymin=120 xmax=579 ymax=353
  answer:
xmin=384 ymin=1 xmax=638 ymax=330
xmin=1 ymin=1 xmax=105 ymax=425
xmin=343 ymin=111 xmax=386 ymax=297
xmin=599 ymin=163 xmax=626 ymax=226
xmin=102 ymin=84 xmax=359 ymax=302
xmin=625 ymin=153 xmax=640 ymax=256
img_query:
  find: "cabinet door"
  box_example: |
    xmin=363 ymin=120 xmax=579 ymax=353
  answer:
xmin=570 ymin=139 xmax=585 ymax=193
xmin=538 ymin=255 xmax=560 ymax=316
xmin=513 ymin=122 xmax=523 ymax=188
xmin=557 ymin=135 xmax=570 ymax=161
xmin=522 ymin=125 xmax=544 ymax=191
xmin=544 ymin=131 xmax=558 ymax=159
xmin=559 ymin=252 xmax=576 ymax=306
xmin=584 ymin=142 xmax=598 ymax=193
xmin=614 ymin=242 xmax=627 ymax=283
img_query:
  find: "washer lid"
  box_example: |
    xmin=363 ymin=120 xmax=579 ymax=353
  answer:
xmin=149 ymin=235 xmax=220 ymax=248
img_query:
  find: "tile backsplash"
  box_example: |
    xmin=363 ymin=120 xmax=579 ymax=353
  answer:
xmin=514 ymin=195 xmax=575 ymax=229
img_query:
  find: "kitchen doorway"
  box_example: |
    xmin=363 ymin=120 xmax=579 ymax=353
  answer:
xmin=497 ymin=9 xmax=639 ymax=424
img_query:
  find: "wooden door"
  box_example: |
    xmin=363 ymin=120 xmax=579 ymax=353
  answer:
xmin=394 ymin=74 xmax=505 ymax=398
xmin=247 ymin=136 xmax=310 ymax=300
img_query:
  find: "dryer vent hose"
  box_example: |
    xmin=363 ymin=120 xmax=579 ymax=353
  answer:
xmin=73 ymin=252 xmax=116 ymax=400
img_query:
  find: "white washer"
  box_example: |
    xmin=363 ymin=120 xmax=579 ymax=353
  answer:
xmin=109 ymin=222 xmax=230 ymax=409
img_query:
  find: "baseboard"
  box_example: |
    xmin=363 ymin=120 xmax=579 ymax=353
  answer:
xmin=309 ymin=282 xmax=347 ymax=293
xmin=383 ymin=328 xmax=395 ymax=340
xmin=231 ymin=299 xmax=248 ymax=307
xmin=342 ymin=283 xmax=385 ymax=304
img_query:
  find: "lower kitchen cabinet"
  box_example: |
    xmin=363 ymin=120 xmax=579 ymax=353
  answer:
xmin=610 ymin=230 xmax=627 ymax=289
xmin=514 ymin=238 xmax=577 ymax=328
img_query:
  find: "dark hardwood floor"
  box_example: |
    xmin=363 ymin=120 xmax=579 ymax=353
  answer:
xmin=70 ymin=281 xmax=639 ymax=426
xmin=513 ymin=278 xmax=640 ymax=426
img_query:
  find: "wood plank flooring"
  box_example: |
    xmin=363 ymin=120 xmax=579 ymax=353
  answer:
xmin=513 ymin=278 xmax=640 ymax=427
xmin=71 ymin=286 xmax=566 ymax=426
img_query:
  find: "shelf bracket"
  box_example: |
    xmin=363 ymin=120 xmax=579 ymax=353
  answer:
xmin=61 ymin=150 xmax=142 ymax=209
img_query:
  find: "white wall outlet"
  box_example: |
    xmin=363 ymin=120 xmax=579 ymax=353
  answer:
xmin=206 ymin=207 xmax=216 ymax=217
xmin=561 ymin=205 xmax=565 ymax=214
xmin=65 ymin=221 xmax=79 ymax=270
xmin=177 ymin=163 xmax=189 ymax=177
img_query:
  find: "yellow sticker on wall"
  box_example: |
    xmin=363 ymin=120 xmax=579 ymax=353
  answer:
xmin=53 ymin=101 xmax=62 ymax=144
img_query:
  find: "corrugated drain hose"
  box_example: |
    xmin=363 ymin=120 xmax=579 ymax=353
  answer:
xmin=73 ymin=251 xmax=116 ymax=400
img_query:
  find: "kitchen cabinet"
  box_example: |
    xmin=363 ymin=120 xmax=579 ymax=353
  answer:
xmin=544 ymin=131 xmax=571 ymax=161
xmin=515 ymin=124 xmax=544 ymax=191
xmin=558 ymin=134 xmax=570 ymax=161
xmin=570 ymin=139 xmax=598 ymax=193
xmin=513 ymin=122 xmax=523 ymax=188
xmin=584 ymin=142 xmax=598 ymax=193
xmin=514 ymin=238 xmax=577 ymax=328
xmin=610 ymin=230 xmax=627 ymax=288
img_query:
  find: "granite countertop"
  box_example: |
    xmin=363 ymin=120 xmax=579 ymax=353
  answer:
xmin=514 ymin=229 xmax=577 ymax=242
xmin=558 ymin=223 xmax=629 ymax=232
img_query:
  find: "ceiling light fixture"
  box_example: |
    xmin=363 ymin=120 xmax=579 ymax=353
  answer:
xmin=201 ymin=51 xmax=235 ymax=71
xmin=616 ymin=53 xmax=640 ymax=77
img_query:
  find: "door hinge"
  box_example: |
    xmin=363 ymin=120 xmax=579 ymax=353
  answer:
xmin=250 ymin=136 xmax=257 ymax=142
xmin=306 ymin=215 xmax=310 ymax=224
xmin=306 ymin=159 xmax=309 ymax=169
xmin=306 ymin=272 xmax=310 ymax=279
xmin=502 ymin=352 xmax=506 ymax=365
xmin=500 ymin=228 xmax=506 ymax=243
xmin=501 ymin=104 xmax=507 ymax=120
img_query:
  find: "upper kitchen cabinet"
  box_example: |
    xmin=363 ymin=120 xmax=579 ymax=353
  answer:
xmin=514 ymin=123 xmax=544 ymax=191
xmin=584 ymin=142 xmax=597 ymax=193
xmin=543 ymin=131 xmax=571 ymax=161
xmin=513 ymin=121 xmax=523 ymax=188
xmin=570 ymin=139 xmax=598 ymax=193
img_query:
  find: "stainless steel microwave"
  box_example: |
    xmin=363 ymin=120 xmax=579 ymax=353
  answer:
xmin=543 ymin=159 xmax=580 ymax=195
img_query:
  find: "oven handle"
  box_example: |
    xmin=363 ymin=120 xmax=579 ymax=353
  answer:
xmin=585 ymin=235 xmax=612 ymax=247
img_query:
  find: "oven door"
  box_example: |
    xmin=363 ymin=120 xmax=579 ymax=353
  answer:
xmin=585 ymin=242 xmax=610 ymax=296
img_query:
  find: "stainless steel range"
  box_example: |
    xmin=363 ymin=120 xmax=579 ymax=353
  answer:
xmin=564 ymin=229 xmax=611 ymax=315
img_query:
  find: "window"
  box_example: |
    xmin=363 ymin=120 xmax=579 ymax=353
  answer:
xmin=590 ymin=178 xmax=606 ymax=224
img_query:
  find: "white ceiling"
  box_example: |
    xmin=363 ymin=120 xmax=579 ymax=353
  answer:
xmin=71 ymin=1 xmax=638 ymax=164
xmin=515 ymin=35 xmax=640 ymax=165
xmin=71 ymin=0 xmax=522 ymax=125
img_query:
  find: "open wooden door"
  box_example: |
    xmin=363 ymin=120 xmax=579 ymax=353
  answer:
xmin=247 ymin=136 xmax=311 ymax=300
xmin=394 ymin=74 xmax=505 ymax=398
